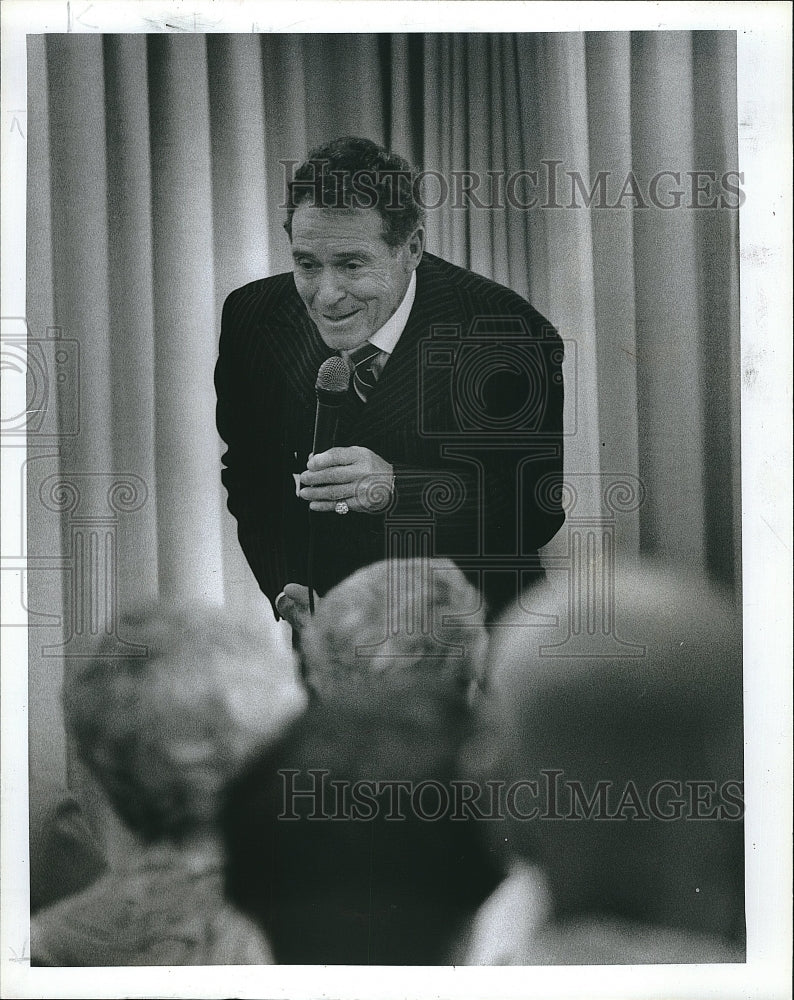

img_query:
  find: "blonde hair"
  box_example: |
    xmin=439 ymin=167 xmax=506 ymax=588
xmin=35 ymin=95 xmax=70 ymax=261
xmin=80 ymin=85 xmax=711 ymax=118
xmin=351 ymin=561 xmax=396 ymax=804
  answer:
xmin=64 ymin=603 xmax=304 ymax=842
xmin=300 ymin=558 xmax=488 ymax=703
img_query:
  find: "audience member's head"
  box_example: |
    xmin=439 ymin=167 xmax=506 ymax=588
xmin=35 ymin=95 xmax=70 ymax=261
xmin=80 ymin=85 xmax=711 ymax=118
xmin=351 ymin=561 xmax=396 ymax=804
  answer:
xmin=463 ymin=564 xmax=744 ymax=952
xmin=222 ymin=684 xmax=503 ymax=964
xmin=64 ymin=602 xmax=306 ymax=846
xmin=300 ymin=557 xmax=488 ymax=706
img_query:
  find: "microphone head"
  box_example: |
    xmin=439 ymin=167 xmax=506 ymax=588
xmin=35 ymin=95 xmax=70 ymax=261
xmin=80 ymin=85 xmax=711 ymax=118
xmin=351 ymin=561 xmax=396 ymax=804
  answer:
xmin=316 ymin=355 xmax=352 ymax=401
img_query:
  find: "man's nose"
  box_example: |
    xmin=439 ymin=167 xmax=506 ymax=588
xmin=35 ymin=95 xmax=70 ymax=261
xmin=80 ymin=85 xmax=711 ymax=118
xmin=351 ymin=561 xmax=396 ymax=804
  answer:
xmin=314 ymin=269 xmax=345 ymax=308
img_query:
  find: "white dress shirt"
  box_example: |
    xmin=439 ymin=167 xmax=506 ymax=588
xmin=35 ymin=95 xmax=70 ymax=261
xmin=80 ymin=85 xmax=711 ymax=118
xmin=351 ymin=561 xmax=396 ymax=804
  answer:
xmin=340 ymin=269 xmax=417 ymax=375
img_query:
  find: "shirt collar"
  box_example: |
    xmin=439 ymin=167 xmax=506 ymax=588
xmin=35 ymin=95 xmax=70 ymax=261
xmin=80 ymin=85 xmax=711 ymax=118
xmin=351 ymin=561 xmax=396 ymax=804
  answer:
xmin=367 ymin=270 xmax=417 ymax=356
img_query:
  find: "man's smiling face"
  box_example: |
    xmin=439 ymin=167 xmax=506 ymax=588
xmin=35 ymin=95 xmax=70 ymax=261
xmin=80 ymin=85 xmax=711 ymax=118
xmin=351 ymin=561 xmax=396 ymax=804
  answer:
xmin=290 ymin=206 xmax=423 ymax=351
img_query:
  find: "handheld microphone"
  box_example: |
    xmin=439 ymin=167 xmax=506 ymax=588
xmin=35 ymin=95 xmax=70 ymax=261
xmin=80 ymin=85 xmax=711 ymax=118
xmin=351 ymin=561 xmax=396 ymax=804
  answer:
xmin=313 ymin=355 xmax=352 ymax=455
xmin=307 ymin=356 xmax=352 ymax=620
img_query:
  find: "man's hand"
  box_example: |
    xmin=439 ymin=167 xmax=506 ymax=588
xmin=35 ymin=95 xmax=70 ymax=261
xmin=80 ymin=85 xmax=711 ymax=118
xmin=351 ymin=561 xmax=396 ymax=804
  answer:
xmin=299 ymin=446 xmax=394 ymax=513
xmin=275 ymin=583 xmax=318 ymax=634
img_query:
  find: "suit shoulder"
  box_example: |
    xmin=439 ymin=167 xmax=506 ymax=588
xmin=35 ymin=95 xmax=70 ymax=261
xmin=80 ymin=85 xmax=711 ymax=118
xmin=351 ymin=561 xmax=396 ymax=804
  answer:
xmin=420 ymin=253 xmax=556 ymax=338
xmin=220 ymin=272 xmax=305 ymax=357
xmin=222 ymin=271 xmax=295 ymax=315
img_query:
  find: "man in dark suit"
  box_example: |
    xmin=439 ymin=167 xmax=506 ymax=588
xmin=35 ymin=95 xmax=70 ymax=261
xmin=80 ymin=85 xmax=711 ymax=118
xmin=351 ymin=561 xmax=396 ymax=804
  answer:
xmin=215 ymin=136 xmax=564 ymax=630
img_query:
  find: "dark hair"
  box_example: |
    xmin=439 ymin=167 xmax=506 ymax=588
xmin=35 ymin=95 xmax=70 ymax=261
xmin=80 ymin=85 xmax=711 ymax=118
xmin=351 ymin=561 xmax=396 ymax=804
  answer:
xmin=222 ymin=687 xmax=502 ymax=964
xmin=283 ymin=136 xmax=425 ymax=249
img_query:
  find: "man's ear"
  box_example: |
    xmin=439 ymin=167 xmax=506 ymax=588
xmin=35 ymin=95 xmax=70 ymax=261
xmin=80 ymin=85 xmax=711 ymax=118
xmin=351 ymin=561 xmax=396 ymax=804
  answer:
xmin=406 ymin=226 xmax=425 ymax=269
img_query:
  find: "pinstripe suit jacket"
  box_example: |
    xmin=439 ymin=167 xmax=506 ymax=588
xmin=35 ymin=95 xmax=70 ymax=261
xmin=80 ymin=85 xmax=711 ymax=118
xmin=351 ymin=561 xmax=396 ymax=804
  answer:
xmin=215 ymin=252 xmax=564 ymax=618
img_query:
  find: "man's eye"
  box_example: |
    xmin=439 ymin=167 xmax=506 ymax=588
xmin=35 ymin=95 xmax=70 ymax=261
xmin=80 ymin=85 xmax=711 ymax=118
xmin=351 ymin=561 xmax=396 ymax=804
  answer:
xmin=345 ymin=261 xmax=363 ymax=272
xmin=296 ymin=260 xmax=318 ymax=273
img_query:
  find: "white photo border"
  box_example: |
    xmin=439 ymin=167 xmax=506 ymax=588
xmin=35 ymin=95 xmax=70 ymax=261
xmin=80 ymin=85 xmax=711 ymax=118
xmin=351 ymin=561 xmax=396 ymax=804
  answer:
xmin=1 ymin=2 xmax=791 ymax=998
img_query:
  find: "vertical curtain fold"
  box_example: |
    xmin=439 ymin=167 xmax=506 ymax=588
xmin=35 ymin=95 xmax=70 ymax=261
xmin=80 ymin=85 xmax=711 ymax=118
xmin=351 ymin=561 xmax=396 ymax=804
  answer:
xmin=630 ymin=31 xmax=706 ymax=570
xmin=147 ymin=34 xmax=224 ymax=603
xmin=206 ymin=34 xmax=274 ymax=616
xmin=46 ymin=35 xmax=114 ymax=478
xmin=447 ymin=35 xmax=469 ymax=266
xmin=487 ymin=35 xmax=510 ymax=289
xmin=585 ymin=32 xmax=641 ymax=554
xmin=207 ymin=34 xmax=270 ymax=293
xmin=260 ymin=34 xmax=309 ymax=275
xmin=421 ymin=34 xmax=444 ymax=258
xmin=423 ymin=35 xmax=468 ymax=267
xmin=530 ymin=33 xmax=603 ymax=520
xmin=465 ymin=35 xmax=494 ymax=281
xmin=103 ymin=34 xmax=159 ymax=607
xmin=514 ymin=35 xmax=552 ymax=318
xmin=691 ymin=31 xmax=742 ymax=591
xmin=499 ymin=36 xmax=532 ymax=303
xmin=387 ymin=34 xmax=423 ymax=169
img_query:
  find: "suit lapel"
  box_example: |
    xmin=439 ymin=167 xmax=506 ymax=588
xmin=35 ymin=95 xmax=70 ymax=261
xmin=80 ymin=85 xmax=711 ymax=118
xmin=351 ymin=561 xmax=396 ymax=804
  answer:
xmin=349 ymin=255 xmax=462 ymax=432
xmin=266 ymin=284 xmax=334 ymax=411
xmin=265 ymin=254 xmax=463 ymax=432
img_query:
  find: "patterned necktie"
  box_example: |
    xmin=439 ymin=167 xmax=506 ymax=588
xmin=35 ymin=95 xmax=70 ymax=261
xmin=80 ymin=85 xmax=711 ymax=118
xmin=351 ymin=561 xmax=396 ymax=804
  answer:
xmin=348 ymin=342 xmax=385 ymax=403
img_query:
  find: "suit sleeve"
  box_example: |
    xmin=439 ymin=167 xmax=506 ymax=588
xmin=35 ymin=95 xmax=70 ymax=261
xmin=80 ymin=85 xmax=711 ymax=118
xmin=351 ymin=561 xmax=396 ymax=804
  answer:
xmin=215 ymin=290 xmax=288 ymax=614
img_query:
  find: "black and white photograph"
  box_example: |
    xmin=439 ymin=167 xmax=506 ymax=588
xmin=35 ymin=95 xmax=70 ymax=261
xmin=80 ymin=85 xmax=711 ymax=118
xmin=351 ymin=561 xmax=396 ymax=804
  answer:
xmin=1 ymin=2 xmax=791 ymax=998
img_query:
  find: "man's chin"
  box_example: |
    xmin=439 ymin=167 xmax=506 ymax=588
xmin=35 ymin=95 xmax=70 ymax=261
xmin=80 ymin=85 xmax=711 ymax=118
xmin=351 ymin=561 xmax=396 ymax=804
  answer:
xmin=315 ymin=319 xmax=370 ymax=351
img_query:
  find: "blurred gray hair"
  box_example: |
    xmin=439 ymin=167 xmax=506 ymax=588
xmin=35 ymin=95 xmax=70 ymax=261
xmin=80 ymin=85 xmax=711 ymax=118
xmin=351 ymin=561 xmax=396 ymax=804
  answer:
xmin=63 ymin=602 xmax=305 ymax=844
xmin=300 ymin=558 xmax=488 ymax=704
